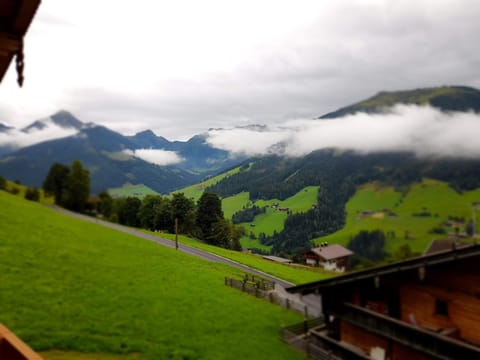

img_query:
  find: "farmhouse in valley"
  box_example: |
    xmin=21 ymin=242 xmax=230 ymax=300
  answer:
xmin=304 ymin=243 xmax=353 ymax=272
xmin=287 ymin=243 xmax=480 ymax=359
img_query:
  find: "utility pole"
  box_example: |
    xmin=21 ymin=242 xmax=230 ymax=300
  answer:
xmin=175 ymin=217 xmax=179 ymax=250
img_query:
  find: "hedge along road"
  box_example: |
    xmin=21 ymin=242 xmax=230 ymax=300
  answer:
xmin=50 ymin=205 xmax=294 ymax=288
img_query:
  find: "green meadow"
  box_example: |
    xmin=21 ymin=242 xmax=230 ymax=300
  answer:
xmin=174 ymin=166 xmax=245 ymax=202
xmin=156 ymin=233 xmax=330 ymax=285
xmin=315 ymin=179 xmax=480 ymax=253
xmin=0 ymin=191 xmax=306 ymax=359
xmin=3 ymin=180 xmax=53 ymax=205
xmin=107 ymin=184 xmax=159 ymax=198
xmin=220 ymin=186 xmax=318 ymax=251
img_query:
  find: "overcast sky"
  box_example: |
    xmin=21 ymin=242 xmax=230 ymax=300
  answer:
xmin=1 ymin=0 xmax=480 ymax=140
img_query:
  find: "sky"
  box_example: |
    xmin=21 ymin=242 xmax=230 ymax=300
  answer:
xmin=1 ymin=0 xmax=480 ymax=140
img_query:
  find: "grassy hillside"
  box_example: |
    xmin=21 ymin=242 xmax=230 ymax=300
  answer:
xmin=174 ymin=165 xmax=247 ymax=202
xmin=314 ymin=179 xmax=480 ymax=253
xmin=0 ymin=191 xmax=306 ymax=359
xmin=3 ymin=179 xmax=53 ymax=205
xmin=321 ymin=86 xmax=480 ymax=118
xmin=107 ymin=183 xmax=159 ymax=198
xmin=155 ymin=233 xmax=329 ymax=284
xmin=227 ymin=187 xmax=319 ymax=251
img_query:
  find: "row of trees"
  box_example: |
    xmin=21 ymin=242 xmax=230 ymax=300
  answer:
xmin=41 ymin=161 xmax=242 ymax=250
xmin=98 ymin=191 xmax=242 ymax=250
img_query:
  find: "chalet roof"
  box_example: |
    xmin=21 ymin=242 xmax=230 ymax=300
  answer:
xmin=0 ymin=0 xmax=41 ymax=85
xmin=309 ymin=244 xmax=353 ymax=260
xmin=424 ymin=239 xmax=472 ymax=255
xmin=289 ymin=243 xmax=480 ymax=295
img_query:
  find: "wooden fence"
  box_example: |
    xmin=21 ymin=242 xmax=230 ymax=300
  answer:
xmin=224 ymin=276 xmax=312 ymax=317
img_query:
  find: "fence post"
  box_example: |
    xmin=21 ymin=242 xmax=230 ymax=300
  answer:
xmin=269 ymin=292 xmax=273 ymax=303
xmin=242 ymin=281 xmax=245 ymax=292
xmin=286 ymin=298 xmax=290 ymax=310
xmin=304 ymin=305 xmax=308 ymax=318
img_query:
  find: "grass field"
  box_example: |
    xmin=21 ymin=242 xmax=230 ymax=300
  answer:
xmin=223 ymin=186 xmax=318 ymax=251
xmin=0 ymin=191 xmax=306 ymax=359
xmin=3 ymin=180 xmax=54 ymax=205
xmin=107 ymin=184 xmax=159 ymax=198
xmin=221 ymin=191 xmax=250 ymax=219
xmin=156 ymin=233 xmax=330 ymax=285
xmin=314 ymin=179 xmax=480 ymax=253
xmin=173 ymin=166 xmax=246 ymax=202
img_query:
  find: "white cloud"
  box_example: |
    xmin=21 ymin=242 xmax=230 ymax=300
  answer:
xmin=1 ymin=1 xmax=480 ymax=140
xmin=0 ymin=123 xmax=77 ymax=148
xmin=124 ymin=149 xmax=184 ymax=166
xmin=206 ymin=105 xmax=480 ymax=158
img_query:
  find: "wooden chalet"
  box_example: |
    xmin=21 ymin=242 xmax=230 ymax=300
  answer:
xmin=0 ymin=0 xmax=41 ymax=86
xmin=304 ymin=244 xmax=353 ymax=272
xmin=288 ymin=244 xmax=480 ymax=359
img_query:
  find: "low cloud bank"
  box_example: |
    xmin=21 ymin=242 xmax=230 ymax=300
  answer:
xmin=124 ymin=149 xmax=184 ymax=166
xmin=206 ymin=105 xmax=480 ymax=158
xmin=0 ymin=123 xmax=77 ymax=149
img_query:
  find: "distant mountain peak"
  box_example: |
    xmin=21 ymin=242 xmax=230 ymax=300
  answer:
xmin=0 ymin=122 xmax=13 ymax=133
xmin=135 ymin=129 xmax=157 ymax=137
xmin=22 ymin=110 xmax=84 ymax=133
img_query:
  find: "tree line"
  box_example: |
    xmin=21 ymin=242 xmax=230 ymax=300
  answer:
xmin=97 ymin=191 xmax=242 ymax=250
xmin=40 ymin=161 xmax=243 ymax=251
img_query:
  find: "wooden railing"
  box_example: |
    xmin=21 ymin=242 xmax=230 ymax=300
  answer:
xmin=0 ymin=323 xmax=43 ymax=360
xmin=337 ymin=303 xmax=480 ymax=359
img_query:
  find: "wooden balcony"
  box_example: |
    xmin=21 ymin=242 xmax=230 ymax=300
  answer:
xmin=333 ymin=303 xmax=480 ymax=359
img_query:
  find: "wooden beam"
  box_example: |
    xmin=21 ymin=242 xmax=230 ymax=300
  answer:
xmin=12 ymin=0 xmax=42 ymax=35
xmin=0 ymin=32 xmax=21 ymax=52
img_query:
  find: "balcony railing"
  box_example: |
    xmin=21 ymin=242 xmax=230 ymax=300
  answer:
xmin=336 ymin=303 xmax=480 ymax=359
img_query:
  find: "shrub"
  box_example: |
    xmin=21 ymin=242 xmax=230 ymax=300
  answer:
xmin=25 ymin=187 xmax=40 ymax=201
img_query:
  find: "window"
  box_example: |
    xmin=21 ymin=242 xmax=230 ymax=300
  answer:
xmin=435 ymin=299 xmax=448 ymax=317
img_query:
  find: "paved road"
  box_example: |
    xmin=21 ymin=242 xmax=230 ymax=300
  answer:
xmin=51 ymin=206 xmax=295 ymax=288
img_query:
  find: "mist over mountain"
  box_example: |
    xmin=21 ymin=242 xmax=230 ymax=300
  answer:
xmin=1 ymin=86 xmax=479 ymax=196
xmin=206 ymin=86 xmax=480 ymax=158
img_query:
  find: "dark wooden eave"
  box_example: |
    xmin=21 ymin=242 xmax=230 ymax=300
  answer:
xmin=287 ymin=243 xmax=480 ymax=295
xmin=0 ymin=0 xmax=41 ymax=84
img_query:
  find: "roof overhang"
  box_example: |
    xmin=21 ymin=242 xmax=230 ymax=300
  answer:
xmin=0 ymin=0 xmax=41 ymax=86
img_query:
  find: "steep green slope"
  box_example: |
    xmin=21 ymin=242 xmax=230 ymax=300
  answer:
xmin=220 ymin=187 xmax=318 ymax=251
xmin=320 ymin=86 xmax=480 ymax=118
xmin=174 ymin=164 xmax=249 ymax=202
xmin=107 ymin=184 xmax=159 ymax=199
xmin=315 ymin=179 xmax=480 ymax=253
xmin=0 ymin=191 xmax=305 ymax=359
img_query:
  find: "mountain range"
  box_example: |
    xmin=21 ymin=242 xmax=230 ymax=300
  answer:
xmin=0 ymin=85 xmax=479 ymax=197
xmin=0 ymin=111 xmax=242 ymax=193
